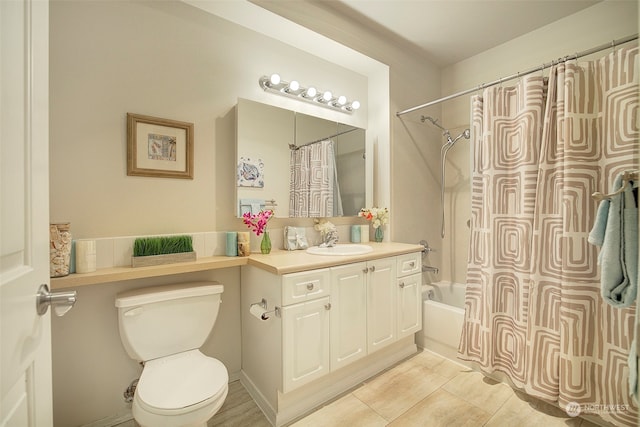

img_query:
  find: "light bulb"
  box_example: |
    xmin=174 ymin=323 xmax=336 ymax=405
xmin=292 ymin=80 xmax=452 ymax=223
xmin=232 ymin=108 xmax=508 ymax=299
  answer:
xmin=337 ymin=95 xmax=347 ymax=105
xmin=322 ymin=91 xmax=332 ymax=102
xmin=351 ymin=100 xmax=361 ymax=110
xmin=288 ymin=80 xmax=300 ymax=91
xmin=269 ymin=73 xmax=281 ymax=85
xmin=305 ymin=87 xmax=317 ymax=98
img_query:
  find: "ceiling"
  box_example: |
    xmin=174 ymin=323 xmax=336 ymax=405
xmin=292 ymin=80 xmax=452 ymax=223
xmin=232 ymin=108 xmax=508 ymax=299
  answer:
xmin=305 ymin=0 xmax=603 ymax=67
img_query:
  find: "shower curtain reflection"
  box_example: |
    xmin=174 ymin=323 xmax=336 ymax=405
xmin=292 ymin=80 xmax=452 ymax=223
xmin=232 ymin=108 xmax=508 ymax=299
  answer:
xmin=458 ymin=46 xmax=639 ymax=426
xmin=289 ymin=140 xmax=343 ymax=217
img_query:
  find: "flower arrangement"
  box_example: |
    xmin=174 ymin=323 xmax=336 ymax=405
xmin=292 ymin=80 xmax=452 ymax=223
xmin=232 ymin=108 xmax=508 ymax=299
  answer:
xmin=242 ymin=209 xmax=273 ymax=236
xmin=359 ymin=207 xmax=389 ymax=229
xmin=313 ymin=218 xmax=336 ymax=234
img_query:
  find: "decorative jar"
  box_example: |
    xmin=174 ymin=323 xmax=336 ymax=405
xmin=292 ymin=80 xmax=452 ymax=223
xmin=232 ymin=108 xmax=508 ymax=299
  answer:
xmin=50 ymin=223 xmax=72 ymax=277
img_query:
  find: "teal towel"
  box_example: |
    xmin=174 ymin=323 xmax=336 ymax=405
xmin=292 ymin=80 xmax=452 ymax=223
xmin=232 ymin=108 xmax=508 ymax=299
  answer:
xmin=588 ymin=172 xmax=638 ymax=308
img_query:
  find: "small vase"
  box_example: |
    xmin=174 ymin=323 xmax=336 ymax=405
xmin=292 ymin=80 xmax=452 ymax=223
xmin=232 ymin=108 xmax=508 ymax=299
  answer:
xmin=374 ymin=227 xmax=384 ymax=243
xmin=260 ymin=231 xmax=272 ymax=254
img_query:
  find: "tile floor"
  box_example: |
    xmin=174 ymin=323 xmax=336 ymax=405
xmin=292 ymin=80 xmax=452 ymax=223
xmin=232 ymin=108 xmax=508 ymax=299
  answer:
xmin=119 ymin=350 xmax=612 ymax=427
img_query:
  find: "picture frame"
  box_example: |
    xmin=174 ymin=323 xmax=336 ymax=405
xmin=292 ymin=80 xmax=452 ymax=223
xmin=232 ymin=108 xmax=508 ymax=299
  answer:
xmin=127 ymin=113 xmax=194 ymax=179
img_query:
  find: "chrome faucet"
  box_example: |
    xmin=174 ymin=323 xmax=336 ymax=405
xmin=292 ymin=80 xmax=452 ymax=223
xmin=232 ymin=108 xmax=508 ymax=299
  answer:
xmin=320 ymin=229 xmax=339 ymax=247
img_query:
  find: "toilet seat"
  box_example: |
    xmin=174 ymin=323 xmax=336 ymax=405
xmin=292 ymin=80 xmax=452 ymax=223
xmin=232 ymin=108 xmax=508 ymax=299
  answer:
xmin=136 ymin=349 xmax=229 ymax=414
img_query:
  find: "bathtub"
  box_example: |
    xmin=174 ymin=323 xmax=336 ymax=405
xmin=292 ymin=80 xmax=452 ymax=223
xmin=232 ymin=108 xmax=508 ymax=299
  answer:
xmin=418 ymin=281 xmax=466 ymax=361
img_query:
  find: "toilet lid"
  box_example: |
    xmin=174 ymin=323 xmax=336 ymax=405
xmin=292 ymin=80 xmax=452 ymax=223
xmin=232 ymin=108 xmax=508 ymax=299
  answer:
xmin=137 ymin=350 xmax=228 ymax=411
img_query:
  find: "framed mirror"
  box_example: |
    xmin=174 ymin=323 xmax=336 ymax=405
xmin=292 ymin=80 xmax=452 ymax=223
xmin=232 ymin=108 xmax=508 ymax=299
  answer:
xmin=236 ymin=98 xmax=366 ymax=218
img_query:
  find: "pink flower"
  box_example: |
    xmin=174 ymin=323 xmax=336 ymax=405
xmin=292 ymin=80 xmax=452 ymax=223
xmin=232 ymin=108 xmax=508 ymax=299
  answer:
xmin=242 ymin=209 xmax=274 ymax=236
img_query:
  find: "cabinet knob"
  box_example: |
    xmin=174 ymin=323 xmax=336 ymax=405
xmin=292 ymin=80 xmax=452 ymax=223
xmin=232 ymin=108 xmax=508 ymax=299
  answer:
xmin=409 ymin=261 xmax=415 ymax=268
xmin=369 ymin=266 xmax=376 ymax=273
xmin=399 ymin=282 xmax=405 ymax=288
xmin=306 ymin=283 xmax=314 ymax=291
xmin=362 ymin=268 xmax=369 ymax=273
xmin=324 ymin=303 xmax=332 ymax=310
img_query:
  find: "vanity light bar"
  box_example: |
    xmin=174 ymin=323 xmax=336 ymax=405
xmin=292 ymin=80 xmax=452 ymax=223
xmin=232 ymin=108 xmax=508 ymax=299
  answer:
xmin=258 ymin=74 xmax=360 ymax=114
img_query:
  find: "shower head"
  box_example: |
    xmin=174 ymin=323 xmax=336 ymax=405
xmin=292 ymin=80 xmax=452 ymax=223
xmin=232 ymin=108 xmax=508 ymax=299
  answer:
xmin=448 ymin=128 xmax=471 ymax=146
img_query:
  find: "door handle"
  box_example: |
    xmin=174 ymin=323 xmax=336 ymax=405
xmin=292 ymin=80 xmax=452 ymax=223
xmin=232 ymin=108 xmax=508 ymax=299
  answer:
xmin=36 ymin=284 xmax=77 ymax=316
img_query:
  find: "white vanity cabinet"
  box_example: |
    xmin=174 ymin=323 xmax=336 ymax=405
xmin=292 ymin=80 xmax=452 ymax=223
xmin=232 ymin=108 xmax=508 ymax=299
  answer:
xmin=240 ymin=246 xmax=422 ymax=427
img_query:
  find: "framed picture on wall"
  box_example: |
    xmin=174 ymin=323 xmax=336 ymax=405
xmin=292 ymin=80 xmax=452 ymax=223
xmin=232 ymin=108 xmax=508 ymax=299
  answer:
xmin=127 ymin=113 xmax=194 ymax=179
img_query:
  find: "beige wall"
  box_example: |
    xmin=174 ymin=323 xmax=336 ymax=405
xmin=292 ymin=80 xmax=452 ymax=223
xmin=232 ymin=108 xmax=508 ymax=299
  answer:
xmin=249 ymin=0 xmax=445 ymax=264
xmin=439 ymin=1 xmax=639 ymax=284
xmin=49 ymin=1 xmax=376 ymax=426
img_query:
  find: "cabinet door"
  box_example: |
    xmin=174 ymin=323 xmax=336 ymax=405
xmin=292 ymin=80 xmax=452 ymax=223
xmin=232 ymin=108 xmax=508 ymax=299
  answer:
xmin=367 ymin=258 xmax=397 ymax=353
xmin=330 ymin=263 xmax=367 ymax=371
xmin=282 ymin=296 xmax=331 ymax=393
xmin=397 ymin=273 xmax=422 ymax=339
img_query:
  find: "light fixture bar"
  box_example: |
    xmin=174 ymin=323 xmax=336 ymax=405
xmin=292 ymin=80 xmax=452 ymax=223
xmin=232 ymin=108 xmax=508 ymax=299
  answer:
xmin=258 ymin=74 xmax=360 ymax=114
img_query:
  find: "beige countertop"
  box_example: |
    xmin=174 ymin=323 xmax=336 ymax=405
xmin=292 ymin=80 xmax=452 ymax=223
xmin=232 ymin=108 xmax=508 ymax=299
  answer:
xmin=51 ymin=242 xmax=422 ymax=289
xmin=246 ymin=242 xmax=423 ymax=275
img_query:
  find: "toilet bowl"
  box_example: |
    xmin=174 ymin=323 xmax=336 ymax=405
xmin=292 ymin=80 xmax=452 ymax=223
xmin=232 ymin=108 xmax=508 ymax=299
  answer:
xmin=133 ymin=350 xmax=229 ymax=427
xmin=115 ymin=282 xmax=229 ymax=427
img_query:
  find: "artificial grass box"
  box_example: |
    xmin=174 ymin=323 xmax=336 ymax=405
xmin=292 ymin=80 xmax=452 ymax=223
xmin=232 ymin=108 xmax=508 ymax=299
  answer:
xmin=131 ymin=235 xmax=196 ymax=267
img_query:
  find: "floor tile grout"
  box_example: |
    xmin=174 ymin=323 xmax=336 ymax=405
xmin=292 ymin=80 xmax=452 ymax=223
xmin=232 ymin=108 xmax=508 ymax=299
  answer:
xmin=117 ymin=349 xmax=620 ymax=427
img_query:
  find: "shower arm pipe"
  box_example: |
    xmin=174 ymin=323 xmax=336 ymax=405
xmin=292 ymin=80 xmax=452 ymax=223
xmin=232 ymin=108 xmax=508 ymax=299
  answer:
xmin=396 ymin=33 xmax=638 ymax=116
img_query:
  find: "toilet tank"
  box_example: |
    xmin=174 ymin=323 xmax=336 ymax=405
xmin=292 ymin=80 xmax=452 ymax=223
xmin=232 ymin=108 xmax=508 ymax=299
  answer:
xmin=115 ymin=281 xmax=223 ymax=362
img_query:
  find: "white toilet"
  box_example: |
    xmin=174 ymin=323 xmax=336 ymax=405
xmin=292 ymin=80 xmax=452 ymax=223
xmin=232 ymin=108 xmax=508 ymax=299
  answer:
xmin=115 ymin=281 xmax=229 ymax=427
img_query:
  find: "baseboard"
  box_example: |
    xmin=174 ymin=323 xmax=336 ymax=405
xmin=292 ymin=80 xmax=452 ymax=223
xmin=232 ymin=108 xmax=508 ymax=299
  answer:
xmin=80 ymin=412 xmax=133 ymax=427
xmin=240 ymin=371 xmax=277 ymax=426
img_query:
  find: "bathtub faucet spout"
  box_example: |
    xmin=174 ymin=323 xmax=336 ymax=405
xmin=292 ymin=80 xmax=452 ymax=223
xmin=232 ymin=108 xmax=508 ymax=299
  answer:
xmin=422 ymin=265 xmax=439 ymax=274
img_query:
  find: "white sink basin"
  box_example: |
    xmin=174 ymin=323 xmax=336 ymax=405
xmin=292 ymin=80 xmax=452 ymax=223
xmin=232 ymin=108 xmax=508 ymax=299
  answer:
xmin=306 ymin=244 xmax=373 ymax=256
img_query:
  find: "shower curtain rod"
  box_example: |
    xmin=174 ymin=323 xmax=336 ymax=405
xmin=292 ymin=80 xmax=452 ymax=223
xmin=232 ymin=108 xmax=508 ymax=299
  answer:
xmin=396 ymin=33 xmax=638 ymax=117
xmin=288 ymin=127 xmax=358 ymax=150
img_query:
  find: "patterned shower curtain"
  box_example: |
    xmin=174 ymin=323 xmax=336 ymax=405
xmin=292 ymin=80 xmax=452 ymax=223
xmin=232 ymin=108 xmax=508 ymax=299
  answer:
xmin=459 ymin=46 xmax=638 ymax=426
xmin=289 ymin=140 xmax=343 ymax=217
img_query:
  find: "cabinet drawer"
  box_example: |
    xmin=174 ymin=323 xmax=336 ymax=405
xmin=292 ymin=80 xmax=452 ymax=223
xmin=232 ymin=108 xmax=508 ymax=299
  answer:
xmin=282 ymin=268 xmax=330 ymax=305
xmin=396 ymin=252 xmax=421 ymax=277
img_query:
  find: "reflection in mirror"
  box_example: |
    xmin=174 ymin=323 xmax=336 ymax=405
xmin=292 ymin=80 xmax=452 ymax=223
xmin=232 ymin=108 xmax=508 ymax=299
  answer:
xmin=236 ymin=98 xmax=366 ymax=218
xmin=335 ymin=123 xmax=366 ymax=216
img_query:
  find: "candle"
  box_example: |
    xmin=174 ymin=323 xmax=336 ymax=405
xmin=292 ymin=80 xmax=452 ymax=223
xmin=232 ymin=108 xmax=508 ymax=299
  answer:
xmin=226 ymin=232 xmax=238 ymax=256
xmin=360 ymin=225 xmax=369 ymax=243
xmin=237 ymin=232 xmax=251 ymax=257
xmin=351 ymin=225 xmax=361 ymax=243
xmin=75 ymin=239 xmax=96 ymax=273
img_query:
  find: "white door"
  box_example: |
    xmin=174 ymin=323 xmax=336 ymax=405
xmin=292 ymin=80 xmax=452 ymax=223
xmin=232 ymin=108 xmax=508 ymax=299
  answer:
xmin=1 ymin=0 xmax=52 ymax=425
xmin=330 ymin=263 xmax=367 ymax=371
